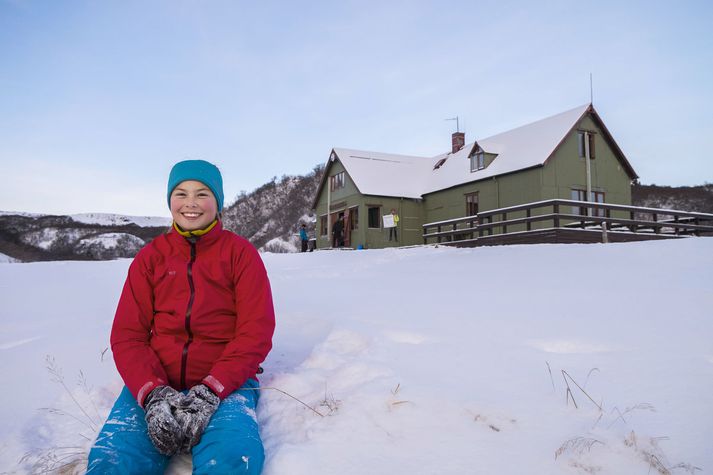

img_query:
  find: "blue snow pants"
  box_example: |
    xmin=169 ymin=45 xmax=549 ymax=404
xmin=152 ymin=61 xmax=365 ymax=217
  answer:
xmin=86 ymin=379 xmax=264 ymax=474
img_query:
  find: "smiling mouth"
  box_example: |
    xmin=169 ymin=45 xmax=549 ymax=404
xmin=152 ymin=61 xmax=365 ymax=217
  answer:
xmin=182 ymin=212 xmax=202 ymax=218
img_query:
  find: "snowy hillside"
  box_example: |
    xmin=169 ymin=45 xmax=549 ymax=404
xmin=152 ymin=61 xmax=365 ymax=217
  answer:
xmin=632 ymin=183 xmax=713 ymax=214
xmin=69 ymin=213 xmax=172 ymax=227
xmin=0 ymin=239 xmax=712 ymax=474
xmin=0 ymin=213 xmax=168 ymax=262
xmin=222 ymin=165 xmax=323 ymax=251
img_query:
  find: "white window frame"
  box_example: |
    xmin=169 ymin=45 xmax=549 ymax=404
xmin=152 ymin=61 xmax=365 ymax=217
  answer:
xmin=470 ymin=152 xmax=485 ymax=172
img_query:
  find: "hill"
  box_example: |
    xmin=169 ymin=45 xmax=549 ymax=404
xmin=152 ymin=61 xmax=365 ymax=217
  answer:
xmin=631 ymin=181 xmax=713 ymax=213
xmin=221 ymin=164 xmax=324 ymax=252
xmin=0 ymin=213 xmax=170 ymax=262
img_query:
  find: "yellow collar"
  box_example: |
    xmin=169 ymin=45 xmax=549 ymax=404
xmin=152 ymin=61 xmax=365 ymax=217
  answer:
xmin=173 ymin=219 xmax=218 ymax=237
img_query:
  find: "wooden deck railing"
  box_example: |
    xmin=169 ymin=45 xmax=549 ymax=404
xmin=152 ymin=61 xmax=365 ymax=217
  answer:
xmin=423 ymin=199 xmax=713 ymax=245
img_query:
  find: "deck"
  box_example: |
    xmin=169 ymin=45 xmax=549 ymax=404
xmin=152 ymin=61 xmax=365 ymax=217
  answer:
xmin=422 ymin=199 xmax=713 ymax=247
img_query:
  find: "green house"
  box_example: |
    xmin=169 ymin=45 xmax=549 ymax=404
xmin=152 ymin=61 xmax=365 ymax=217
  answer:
xmin=312 ymin=104 xmax=638 ymax=249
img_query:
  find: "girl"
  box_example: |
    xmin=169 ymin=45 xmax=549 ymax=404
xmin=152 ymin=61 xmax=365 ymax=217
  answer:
xmin=87 ymin=160 xmax=275 ymax=474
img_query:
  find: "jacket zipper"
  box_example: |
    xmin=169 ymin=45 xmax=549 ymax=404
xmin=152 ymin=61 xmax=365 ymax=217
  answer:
xmin=180 ymin=237 xmax=197 ymax=389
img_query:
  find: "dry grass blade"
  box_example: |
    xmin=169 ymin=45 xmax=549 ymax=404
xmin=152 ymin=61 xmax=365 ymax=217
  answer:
xmin=555 ymin=437 xmax=603 ymax=460
xmin=562 ymin=370 xmax=602 ymax=411
xmin=546 ymin=361 xmax=556 ymax=391
xmin=243 ymin=386 xmax=325 ymax=417
xmin=44 ymin=356 xmax=98 ymax=431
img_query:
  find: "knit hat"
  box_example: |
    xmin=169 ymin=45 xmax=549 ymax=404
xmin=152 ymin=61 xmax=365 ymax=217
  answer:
xmin=167 ymin=160 xmax=224 ymax=212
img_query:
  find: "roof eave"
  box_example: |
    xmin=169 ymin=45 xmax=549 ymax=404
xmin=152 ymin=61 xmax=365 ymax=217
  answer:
xmin=310 ymin=149 xmax=366 ymax=210
xmin=589 ymin=106 xmax=639 ymax=180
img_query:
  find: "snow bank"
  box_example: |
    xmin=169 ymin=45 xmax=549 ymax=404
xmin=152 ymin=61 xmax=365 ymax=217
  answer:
xmin=1 ymin=239 xmax=712 ymax=474
xmin=261 ymin=237 xmax=299 ymax=253
xmin=0 ymin=252 xmax=18 ymax=263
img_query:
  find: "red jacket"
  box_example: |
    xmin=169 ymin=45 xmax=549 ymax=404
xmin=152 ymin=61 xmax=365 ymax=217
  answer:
xmin=110 ymin=221 xmax=275 ymax=406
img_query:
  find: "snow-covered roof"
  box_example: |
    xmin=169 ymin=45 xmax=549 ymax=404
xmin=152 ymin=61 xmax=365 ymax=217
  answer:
xmin=425 ymin=104 xmax=591 ymax=194
xmin=331 ymin=148 xmax=434 ymax=199
xmin=326 ymin=104 xmax=626 ymax=200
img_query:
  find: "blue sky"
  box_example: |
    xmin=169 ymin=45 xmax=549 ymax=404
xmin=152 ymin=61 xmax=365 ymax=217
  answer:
xmin=1 ymin=0 xmax=712 ymax=217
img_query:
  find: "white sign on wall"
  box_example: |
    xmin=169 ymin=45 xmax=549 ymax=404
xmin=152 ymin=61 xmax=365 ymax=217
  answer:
xmin=383 ymin=214 xmax=395 ymax=228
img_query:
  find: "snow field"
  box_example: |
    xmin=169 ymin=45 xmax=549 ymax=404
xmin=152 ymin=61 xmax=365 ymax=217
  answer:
xmin=0 ymin=238 xmax=712 ymax=474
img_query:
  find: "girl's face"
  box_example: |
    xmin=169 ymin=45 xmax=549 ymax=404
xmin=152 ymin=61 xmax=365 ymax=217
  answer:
xmin=170 ymin=180 xmax=218 ymax=231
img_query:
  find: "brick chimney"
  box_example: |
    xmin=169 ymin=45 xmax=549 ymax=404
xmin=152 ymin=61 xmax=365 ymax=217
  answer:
xmin=452 ymin=131 xmax=465 ymax=154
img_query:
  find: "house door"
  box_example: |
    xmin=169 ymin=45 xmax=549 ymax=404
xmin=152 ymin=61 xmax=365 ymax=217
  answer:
xmin=330 ymin=211 xmax=345 ymax=247
xmin=343 ymin=209 xmax=351 ymax=248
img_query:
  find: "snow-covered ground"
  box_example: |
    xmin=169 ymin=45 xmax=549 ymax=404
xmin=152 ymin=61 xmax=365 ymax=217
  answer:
xmin=0 ymin=239 xmax=711 ymax=474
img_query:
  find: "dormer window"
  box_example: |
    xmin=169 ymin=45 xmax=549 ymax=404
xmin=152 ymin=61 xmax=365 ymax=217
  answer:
xmin=470 ymin=150 xmax=485 ymax=172
xmin=433 ymin=158 xmax=447 ymax=170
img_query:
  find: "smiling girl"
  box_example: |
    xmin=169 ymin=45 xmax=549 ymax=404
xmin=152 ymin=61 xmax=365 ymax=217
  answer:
xmin=87 ymin=160 xmax=275 ymax=474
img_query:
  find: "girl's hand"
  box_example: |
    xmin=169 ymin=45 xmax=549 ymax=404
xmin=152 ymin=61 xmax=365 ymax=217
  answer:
xmin=175 ymin=384 xmax=220 ymax=453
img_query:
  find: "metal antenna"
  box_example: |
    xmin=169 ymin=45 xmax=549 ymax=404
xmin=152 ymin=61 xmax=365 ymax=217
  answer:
xmin=445 ymin=116 xmax=460 ymax=132
xmin=590 ymin=73 xmax=593 ymax=104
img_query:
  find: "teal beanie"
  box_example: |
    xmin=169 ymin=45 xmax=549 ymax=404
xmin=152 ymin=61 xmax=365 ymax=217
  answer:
xmin=167 ymin=160 xmax=224 ymax=212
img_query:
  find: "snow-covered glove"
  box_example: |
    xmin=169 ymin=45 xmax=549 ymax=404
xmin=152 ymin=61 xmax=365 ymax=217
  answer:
xmin=144 ymin=386 xmax=184 ymax=456
xmin=175 ymin=384 xmax=220 ymax=453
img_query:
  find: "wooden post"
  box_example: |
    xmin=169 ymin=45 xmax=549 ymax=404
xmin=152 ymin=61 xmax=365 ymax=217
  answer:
xmin=674 ymin=215 xmax=680 ymax=235
xmin=437 ymin=225 xmax=442 ymax=244
xmin=502 ymin=213 xmax=507 ymax=235
xmin=629 ymin=211 xmax=635 ymax=232
xmin=653 ymin=213 xmax=659 ymax=234
xmin=602 ymin=220 xmax=608 ymax=244
xmin=553 ymin=203 xmax=560 ymax=228
xmin=526 ymin=208 xmax=532 ymax=231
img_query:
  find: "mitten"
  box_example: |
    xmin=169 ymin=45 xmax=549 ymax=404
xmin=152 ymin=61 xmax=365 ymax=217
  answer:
xmin=175 ymin=384 xmax=220 ymax=453
xmin=144 ymin=385 xmax=184 ymax=456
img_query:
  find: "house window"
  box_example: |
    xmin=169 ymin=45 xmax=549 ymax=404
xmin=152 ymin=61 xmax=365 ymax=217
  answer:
xmin=465 ymin=192 xmax=479 ymax=216
xmin=571 ymin=189 xmax=605 ymax=216
xmin=367 ymin=206 xmax=381 ymax=228
xmin=470 ymin=151 xmax=485 ymax=172
xmin=577 ymin=131 xmax=596 ymax=159
xmin=349 ymin=206 xmax=359 ymax=230
xmin=592 ymin=190 xmax=605 ymax=217
xmin=330 ymin=171 xmax=345 ymax=191
xmin=320 ymin=215 xmax=327 ymax=236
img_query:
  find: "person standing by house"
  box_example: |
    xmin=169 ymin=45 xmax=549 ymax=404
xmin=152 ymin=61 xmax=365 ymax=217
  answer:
xmin=299 ymin=223 xmax=309 ymax=252
xmin=389 ymin=208 xmax=400 ymax=242
xmin=87 ymin=159 xmax=275 ymax=474
xmin=332 ymin=214 xmax=344 ymax=248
